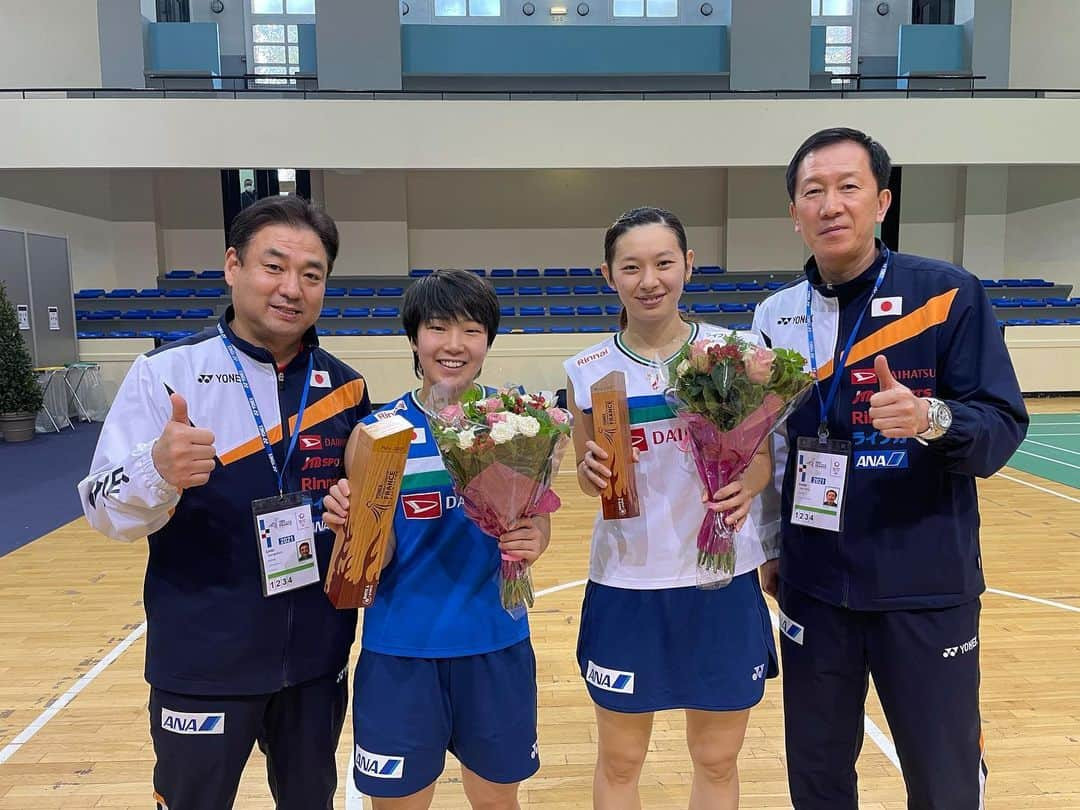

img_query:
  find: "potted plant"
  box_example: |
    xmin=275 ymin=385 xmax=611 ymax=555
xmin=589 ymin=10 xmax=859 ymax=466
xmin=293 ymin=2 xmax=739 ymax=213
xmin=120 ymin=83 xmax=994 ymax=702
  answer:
xmin=0 ymin=282 xmax=44 ymax=442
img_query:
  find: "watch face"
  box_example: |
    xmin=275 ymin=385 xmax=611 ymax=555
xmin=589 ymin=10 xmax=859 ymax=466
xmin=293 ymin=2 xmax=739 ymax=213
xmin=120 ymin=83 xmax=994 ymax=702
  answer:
xmin=935 ymin=402 xmax=953 ymax=429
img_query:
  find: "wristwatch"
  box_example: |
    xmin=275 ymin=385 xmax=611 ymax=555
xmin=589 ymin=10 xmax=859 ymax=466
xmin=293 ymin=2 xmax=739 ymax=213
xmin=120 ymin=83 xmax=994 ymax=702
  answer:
xmin=917 ymin=397 xmax=952 ymax=441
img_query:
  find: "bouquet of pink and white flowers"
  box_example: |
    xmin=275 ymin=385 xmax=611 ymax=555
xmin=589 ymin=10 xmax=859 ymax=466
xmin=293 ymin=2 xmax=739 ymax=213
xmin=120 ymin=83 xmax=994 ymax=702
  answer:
xmin=666 ymin=333 xmax=813 ymax=588
xmin=428 ymin=386 xmax=572 ymax=617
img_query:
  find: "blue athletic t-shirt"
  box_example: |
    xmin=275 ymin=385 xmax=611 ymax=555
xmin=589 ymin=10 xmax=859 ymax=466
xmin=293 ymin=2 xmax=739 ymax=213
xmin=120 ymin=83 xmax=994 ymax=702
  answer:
xmin=358 ymin=388 xmax=531 ymax=658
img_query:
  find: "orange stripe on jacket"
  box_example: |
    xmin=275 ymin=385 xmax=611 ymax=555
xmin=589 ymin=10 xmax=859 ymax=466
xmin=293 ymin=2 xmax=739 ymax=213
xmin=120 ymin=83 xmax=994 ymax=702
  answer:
xmin=815 ymin=288 xmax=958 ymax=382
xmin=218 ymin=378 xmax=366 ymax=466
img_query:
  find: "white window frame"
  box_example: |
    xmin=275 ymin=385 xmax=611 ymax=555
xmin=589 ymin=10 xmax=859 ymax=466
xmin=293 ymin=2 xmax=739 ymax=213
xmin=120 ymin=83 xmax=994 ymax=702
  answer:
xmin=246 ymin=1 xmax=315 ymax=86
xmin=434 ymin=0 xmax=502 ymax=17
xmin=613 ymin=0 xmax=680 ymax=18
xmin=812 ymin=0 xmax=858 ymax=83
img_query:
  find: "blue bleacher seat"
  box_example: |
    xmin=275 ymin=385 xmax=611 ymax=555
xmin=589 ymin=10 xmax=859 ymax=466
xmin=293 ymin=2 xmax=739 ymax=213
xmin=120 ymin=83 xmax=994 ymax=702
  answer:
xmin=678 ymin=304 xmax=688 ymax=313
xmin=75 ymin=310 xmax=89 ymax=320
xmin=316 ymin=328 xmax=331 ymax=336
xmin=550 ymin=326 xmax=575 ymax=334
xmin=320 ymin=307 xmax=341 ymax=318
xmin=164 ymin=288 xmax=195 ymax=298
xmin=149 ymin=308 xmax=182 ymax=319
xmin=980 ymin=279 xmax=1002 ymax=288
xmin=165 ymin=269 xmax=196 ymax=279
xmin=685 ymin=283 xmax=708 ymax=293
xmin=75 ymin=288 xmax=106 ymax=299
xmin=577 ymin=306 xmax=602 ymax=316
xmin=108 ymin=330 xmax=137 ymax=338
xmin=1021 ymin=278 xmax=1053 ymax=287
xmin=105 ymin=288 xmax=137 ymax=299
xmin=121 ymin=309 xmax=151 ymax=319
xmin=712 ymin=282 xmax=737 ymax=292
xmin=737 ymin=281 xmax=762 ymax=291
xmin=1017 ymin=298 xmax=1046 ymax=307
xmin=87 ymin=312 xmax=116 ymax=321
xmin=543 ymin=268 xmax=568 ymax=277
xmin=196 ymin=287 xmax=225 ymax=297
xmin=605 ymin=305 xmax=621 ymax=316
xmin=579 ymin=325 xmax=605 ymax=333
xmin=466 ymin=268 xmax=486 ymax=276
xmin=697 ymin=265 xmax=725 ymax=275
xmin=497 ymin=327 xmax=512 ymax=334
xmin=595 ymin=268 xmax=604 ymax=276
xmin=573 ymin=285 xmax=598 ymax=295
xmin=1005 ymin=318 xmax=1034 ymax=326
xmin=992 ymin=298 xmax=1018 ymax=307
xmin=999 ymin=279 xmax=1024 ymax=288
xmin=367 ymin=329 xmax=394 ymax=336
xmin=691 ymin=303 xmax=720 ymax=314
xmin=1036 ymin=318 xmax=1063 ymax=325
xmin=349 ymin=287 xmax=375 ymax=296
xmin=137 ymin=288 xmax=164 ymax=297
xmin=519 ymin=286 xmax=543 ymax=296
xmin=372 ymin=307 xmax=399 ymax=318
xmin=549 ymin=306 xmax=573 ymax=316
xmin=181 ymin=308 xmax=213 ymax=319
xmin=569 ymin=267 xmax=593 ymax=277
xmin=377 ymin=287 xmax=403 ymax=297
xmin=77 ymin=331 xmax=103 ymax=338
xmin=198 ymin=269 xmax=225 ymax=279
xmin=409 ymin=268 xmax=434 ymax=277
xmin=721 ymin=303 xmax=748 ymax=313
xmin=490 ymin=268 xmax=514 ymax=278
xmin=516 ymin=268 xmax=539 ymax=277
xmin=1066 ymin=318 xmax=1080 ymax=325
xmin=523 ymin=327 xmax=545 ymax=334
xmin=325 ymin=287 xmax=346 ymax=297
xmin=520 ymin=306 xmax=545 ymax=316
xmin=494 ymin=286 xmax=515 ymax=296
xmin=500 ymin=306 xmax=516 ymax=317
xmin=730 ymin=322 xmax=753 ymax=330
xmin=765 ymin=281 xmax=786 ymax=290
xmin=601 ymin=285 xmax=616 ymax=294
xmin=335 ymin=329 xmax=363 ymax=336
xmin=343 ymin=307 xmax=370 ymax=317
xmin=164 ymin=330 xmax=195 ymax=340
xmin=138 ymin=330 xmax=166 ymax=339
xmin=545 ymin=286 xmax=570 ymax=296
xmin=1046 ymin=298 xmax=1077 ymax=307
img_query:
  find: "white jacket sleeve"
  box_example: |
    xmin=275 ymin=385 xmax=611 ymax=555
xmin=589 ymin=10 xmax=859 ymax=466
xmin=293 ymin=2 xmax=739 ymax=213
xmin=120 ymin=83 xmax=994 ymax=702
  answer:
xmin=77 ymin=354 xmax=181 ymax=542
xmin=750 ymin=299 xmax=786 ymax=561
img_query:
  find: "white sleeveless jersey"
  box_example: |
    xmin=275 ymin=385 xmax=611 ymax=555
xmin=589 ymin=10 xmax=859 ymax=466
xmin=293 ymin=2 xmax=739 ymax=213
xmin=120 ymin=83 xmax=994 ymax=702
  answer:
xmin=564 ymin=322 xmax=767 ymax=590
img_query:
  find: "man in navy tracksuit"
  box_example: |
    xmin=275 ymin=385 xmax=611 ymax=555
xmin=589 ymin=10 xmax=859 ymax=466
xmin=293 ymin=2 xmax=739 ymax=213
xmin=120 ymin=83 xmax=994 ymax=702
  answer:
xmin=79 ymin=197 xmax=371 ymax=809
xmin=753 ymin=128 xmax=1028 ymax=809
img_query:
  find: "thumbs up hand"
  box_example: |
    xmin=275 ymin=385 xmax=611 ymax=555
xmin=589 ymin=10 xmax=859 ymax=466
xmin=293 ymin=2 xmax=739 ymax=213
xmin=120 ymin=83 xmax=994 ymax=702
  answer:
xmin=151 ymin=393 xmax=218 ymax=489
xmin=867 ymin=355 xmax=931 ymax=438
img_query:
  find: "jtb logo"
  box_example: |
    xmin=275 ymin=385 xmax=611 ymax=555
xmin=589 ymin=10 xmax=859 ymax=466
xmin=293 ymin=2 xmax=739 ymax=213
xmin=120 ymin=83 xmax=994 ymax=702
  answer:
xmin=586 ymin=661 xmax=635 ymax=694
xmin=161 ymin=709 xmax=225 ymax=735
xmin=355 ymin=746 xmax=404 ymax=779
xmin=854 ymin=451 xmax=909 ymax=469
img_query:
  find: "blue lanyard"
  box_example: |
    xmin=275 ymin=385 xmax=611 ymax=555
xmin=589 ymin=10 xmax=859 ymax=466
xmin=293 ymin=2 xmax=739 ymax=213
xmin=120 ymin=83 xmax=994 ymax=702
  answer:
xmin=218 ymin=324 xmax=313 ymax=495
xmin=806 ymin=248 xmax=890 ymax=442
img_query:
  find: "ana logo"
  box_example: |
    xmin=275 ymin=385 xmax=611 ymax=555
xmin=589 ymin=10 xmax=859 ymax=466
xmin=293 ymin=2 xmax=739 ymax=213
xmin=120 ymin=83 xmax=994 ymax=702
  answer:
xmin=630 ymin=427 xmax=649 ymax=452
xmin=850 ymin=369 xmax=878 ymax=386
xmin=777 ymin=610 xmax=805 ymax=646
xmin=751 ymin=664 xmax=766 ymax=681
xmin=355 ymin=746 xmax=404 ymax=779
xmin=854 ymin=450 xmax=909 ymax=469
xmin=375 ymin=400 xmax=408 ymax=420
xmin=310 ymin=369 xmax=331 ymax=388
xmin=576 ymin=346 xmax=610 ymax=367
xmin=298 ymin=435 xmax=322 ymax=451
xmin=401 ymin=492 xmax=443 ymax=520
xmin=776 ymin=315 xmax=809 ymax=326
xmin=161 ymin=709 xmax=225 ymax=735
xmin=197 ymin=372 xmax=242 ymax=384
xmin=586 ymin=661 xmax=635 ymax=694
xmin=871 ymin=296 xmax=903 ymax=317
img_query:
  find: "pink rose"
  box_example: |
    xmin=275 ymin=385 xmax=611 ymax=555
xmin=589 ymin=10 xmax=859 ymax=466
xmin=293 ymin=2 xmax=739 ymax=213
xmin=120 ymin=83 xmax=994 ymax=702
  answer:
xmin=547 ymin=407 xmax=569 ymax=425
xmin=481 ymin=397 xmax=503 ymax=412
xmin=743 ymin=346 xmax=775 ymax=385
xmin=438 ymin=403 xmax=465 ymax=423
xmin=486 ymin=411 xmax=509 ymax=426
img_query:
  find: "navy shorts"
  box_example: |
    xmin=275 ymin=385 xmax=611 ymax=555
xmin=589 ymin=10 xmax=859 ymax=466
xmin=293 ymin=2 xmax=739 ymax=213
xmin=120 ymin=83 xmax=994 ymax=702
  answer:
xmin=351 ymin=639 xmax=540 ymax=798
xmin=577 ymin=571 xmax=778 ymax=713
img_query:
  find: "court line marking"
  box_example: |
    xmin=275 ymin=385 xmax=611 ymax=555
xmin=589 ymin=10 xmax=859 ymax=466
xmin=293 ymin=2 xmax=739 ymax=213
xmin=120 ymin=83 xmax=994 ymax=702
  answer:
xmin=1026 ymin=421 xmax=1080 ymax=426
xmin=986 ymin=588 xmax=1080 ymax=614
xmin=1012 ymin=449 xmax=1080 ymax=471
xmin=1023 ymin=439 xmax=1080 ymax=457
xmin=995 ymin=471 xmax=1080 ymax=503
xmin=1025 ymin=433 xmax=1080 ymax=438
xmin=0 ymin=622 xmax=147 ymax=765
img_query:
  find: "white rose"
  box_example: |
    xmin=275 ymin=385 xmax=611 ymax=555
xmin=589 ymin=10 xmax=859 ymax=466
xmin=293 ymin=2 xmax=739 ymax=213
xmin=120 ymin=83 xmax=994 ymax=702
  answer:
xmin=514 ymin=414 xmax=541 ymax=437
xmin=676 ymin=358 xmax=690 ymax=376
xmin=490 ymin=420 xmax=516 ymax=444
xmin=457 ymin=429 xmax=476 ymax=450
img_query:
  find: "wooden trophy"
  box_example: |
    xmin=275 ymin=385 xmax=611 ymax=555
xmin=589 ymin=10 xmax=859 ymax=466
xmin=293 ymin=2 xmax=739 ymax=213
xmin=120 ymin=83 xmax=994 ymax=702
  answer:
xmin=324 ymin=414 xmax=414 ymax=608
xmin=590 ymin=370 xmax=640 ymax=520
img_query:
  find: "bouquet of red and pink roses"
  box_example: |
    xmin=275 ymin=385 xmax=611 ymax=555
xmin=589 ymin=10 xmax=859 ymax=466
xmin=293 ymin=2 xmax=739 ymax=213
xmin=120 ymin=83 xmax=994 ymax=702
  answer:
xmin=428 ymin=386 xmax=572 ymax=617
xmin=666 ymin=333 xmax=813 ymax=588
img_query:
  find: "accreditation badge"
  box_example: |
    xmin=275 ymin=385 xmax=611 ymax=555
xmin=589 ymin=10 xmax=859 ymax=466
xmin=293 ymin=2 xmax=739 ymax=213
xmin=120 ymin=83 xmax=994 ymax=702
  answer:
xmin=790 ymin=437 xmax=851 ymax=533
xmin=252 ymin=492 xmax=320 ymax=596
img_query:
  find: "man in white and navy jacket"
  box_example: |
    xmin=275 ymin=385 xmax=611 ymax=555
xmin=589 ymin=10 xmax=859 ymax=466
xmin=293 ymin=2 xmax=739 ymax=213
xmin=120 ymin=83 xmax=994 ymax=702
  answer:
xmin=753 ymin=128 xmax=1027 ymax=810
xmin=79 ymin=196 xmax=371 ymax=810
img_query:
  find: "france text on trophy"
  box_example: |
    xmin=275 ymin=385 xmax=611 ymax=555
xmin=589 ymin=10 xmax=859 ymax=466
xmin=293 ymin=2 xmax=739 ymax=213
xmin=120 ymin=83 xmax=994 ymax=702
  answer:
xmin=324 ymin=415 xmax=413 ymax=609
xmin=590 ymin=370 xmax=640 ymax=520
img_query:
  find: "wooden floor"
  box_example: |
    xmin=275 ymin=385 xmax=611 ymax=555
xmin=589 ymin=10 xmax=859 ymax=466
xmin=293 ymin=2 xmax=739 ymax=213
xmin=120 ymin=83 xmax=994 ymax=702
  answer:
xmin=1 ymin=398 xmax=1078 ymax=809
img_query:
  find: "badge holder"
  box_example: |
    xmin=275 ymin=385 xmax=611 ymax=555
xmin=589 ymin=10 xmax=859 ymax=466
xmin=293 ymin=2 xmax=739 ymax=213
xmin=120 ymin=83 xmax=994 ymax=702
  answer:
xmin=790 ymin=435 xmax=851 ymax=533
xmin=252 ymin=492 xmax=320 ymax=596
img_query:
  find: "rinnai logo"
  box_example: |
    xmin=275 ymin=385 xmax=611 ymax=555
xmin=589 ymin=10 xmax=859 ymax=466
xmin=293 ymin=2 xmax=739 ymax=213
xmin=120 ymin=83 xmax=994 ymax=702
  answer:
xmin=197 ymin=372 xmax=243 ymax=384
xmin=850 ymin=369 xmax=878 ymax=386
xmin=871 ymin=296 xmax=903 ymax=317
xmin=298 ymin=435 xmax=322 ymax=450
xmin=355 ymin=746 xmax=404 ymax=779
xmin=576 ymin=346 xmax=610 ymax=367
xmin=630 ymin=427 xmax=649 ymax=452
xmin=586 ymin=661 xmax=635 ymax=694
xmin=777 ymin=610 xmax=805 ymax=645
xmin=776 ymin=315 xmax=809 ymax=326
xmin=161 ymin=709 xmax=224 ymax=735
xmin=375 ymin=400 xmax=408 ymax=420
xmin=401 ymin=491 xmax=443 ymax=520
xmin=310 ymin=369 xmax=331 ymax=388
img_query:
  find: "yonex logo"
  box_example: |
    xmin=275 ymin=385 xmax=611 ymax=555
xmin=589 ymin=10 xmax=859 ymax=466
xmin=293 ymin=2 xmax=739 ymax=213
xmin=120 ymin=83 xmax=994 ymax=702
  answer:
xmin=197 ymin=372 xmax=243 ymax=384
xmin=401 ymin=491 xmax=443 ymax=520
xmin=355 ymin=746 xmax=404 ymax=779
xmin=776 ymin=315 xmax=809 ymax=326
xmin=777 ymin=610 xmax=805 ymax=646
xmin=943 ymin=635 xmax=978 ymax=658
xmin=586 ymin=661 xmax=635 ymax=694
xmin=161 ymin=709 xmax=225 ymax=735
xmin=751 ymin=664 xmax=766 ymax=681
